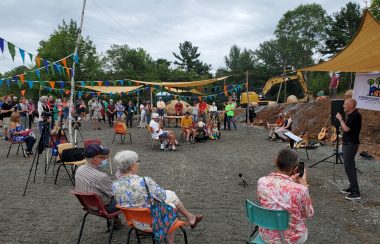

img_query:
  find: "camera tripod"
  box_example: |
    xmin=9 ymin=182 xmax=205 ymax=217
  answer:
xmin=23 ymin=121 xmax=56 ymax=196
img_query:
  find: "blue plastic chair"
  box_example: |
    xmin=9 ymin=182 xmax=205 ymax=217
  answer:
xmin=246 ymin=200 xmax=289 ymax=244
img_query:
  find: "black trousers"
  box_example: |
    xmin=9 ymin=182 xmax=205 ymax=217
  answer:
xmin=28 ymin=115 xmax=34 ymax=129
xmin=126 ymin=115 xmax=133 ymax=127
xmin=342 ymin=143 xmax=360 ymax=194
xmin=108 ymin=114 xmax=115 ymax=126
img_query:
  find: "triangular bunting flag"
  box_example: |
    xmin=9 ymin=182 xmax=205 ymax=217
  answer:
xmin=19 ymin=48 xmax=25 ymax=64
xmin=19 ymin=74 xmax=25 ymax=84
xmin=0 ymin=38 xmax=4 ymax=53
xmin=36 ymin=55 xmax=41 ymax=68
xmin=118 ymin=80 xmax=124 ymax=86
xmin=81 ymin=81 xmax=85 ymax=87
xmin=73 ymin=53 xmax=79 ymax=64
xmin=17 ymin=80 xmax=22 ymax=88
xmin=105 ymin=80 xmax=110 ymax=87
xmin=59 ymin=81 xmax=65 ymax=89
xmin=0 ymin=79 xmax=3 ymax=87
xmin=7 ymin=42 xmax=16 ymax=61
xmin=90 ymin=81 xmax=94 ymax=87
xmin=6 ymin=79 xmax=10 ymax=88
xmin=97 ymin=91 xmax=101 ymax=97
xmin=39 ymin=80 xmax=45 ymax=87
xmin=61 ymin=58 xmax=67 ymax=67
xmin=78 ymin=91 xmax=83 ymax=98
xmin=27 ymin=81 xmax=34 ymax=89
xmin=49 ymin=81 xmax=55 ymax=89
xmin=35 ymin=69 xmax=41 ymax=79
xmin=65 ymin=67 xmax=70 ymax=78
xmin=28 ymin=53 xmax=33 ymax=63
xmin=98 ymin=81 xmax=103 ymax=86
xmin=112 ymin=80 xmax=117 ymax=86
xmin=43 ymin=59 xmax=49 ymax=73
xmin=21 ymin=90 xmax=26 ymax=96
xmin=50 ymin=64 xmax=55 ymax=77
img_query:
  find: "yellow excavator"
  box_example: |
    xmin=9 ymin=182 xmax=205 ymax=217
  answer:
xmin=240 ymin=70 xmax=311 ymax=105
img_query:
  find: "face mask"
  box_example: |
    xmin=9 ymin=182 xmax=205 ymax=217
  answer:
xmin=99 ymin=159 xmax=109 ymax=169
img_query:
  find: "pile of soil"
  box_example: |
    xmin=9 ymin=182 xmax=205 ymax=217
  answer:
xmin=254 ymin=99 xmax=380 ymax=160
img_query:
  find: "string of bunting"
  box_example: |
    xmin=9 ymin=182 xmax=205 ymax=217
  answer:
xmin=0 ymin=37 xmax=78 ymax=84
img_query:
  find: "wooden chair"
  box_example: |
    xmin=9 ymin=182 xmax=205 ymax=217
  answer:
xmin=112 ymin=122 xmax=132 ymax=144
xmin=117 ymin=206 xmax=188 ymax=244
xmin=71 ymin=190 xmax=122 ymax=244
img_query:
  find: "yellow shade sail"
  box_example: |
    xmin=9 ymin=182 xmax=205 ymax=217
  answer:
xmin=84 ymin=86 xmax=142 ymax=93
xmin=165 ymin=87 xmax=204 ymax=95
xmin=129 ymin=76 xmax=229 ymax=88
xmin=300 ymin=10 xmax=380 ymax=72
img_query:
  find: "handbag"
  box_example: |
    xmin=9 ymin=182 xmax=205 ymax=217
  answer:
xmin=143 ymin=177 xmax=178 ymax=243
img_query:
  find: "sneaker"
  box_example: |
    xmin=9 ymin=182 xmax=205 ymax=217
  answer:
xmin=345 ymin=192 xmax=361 ymax=201
xmin=340 ymin=187 xmax=351 ymax=194
xmin=160 ymin=144 xmax=165 ymax=150
xmin=23 ymin=150 xmax=29 ymax=158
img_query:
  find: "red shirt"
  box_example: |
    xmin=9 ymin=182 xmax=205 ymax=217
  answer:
xmin=175 ymin=102 xmax=183 ymax=114
xmin=330 ymin=76 xmax=339 ymax=88
xmin=199 ymin=102 xmax=207 ymax=114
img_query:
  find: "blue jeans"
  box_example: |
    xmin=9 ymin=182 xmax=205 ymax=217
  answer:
xmin=105 ymin=198 xmax=119 ymax=213
xmin=227 ymin=116 xmax=236 ymax=130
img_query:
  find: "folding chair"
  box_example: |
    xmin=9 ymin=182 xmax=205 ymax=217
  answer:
xmin=112 ymin=122 xmax=132 ymax=144
xmin=54 ymin=143 xmax=86 ymax=186
xmin=117 ymin=206 xmax=188 ymax=244
xmin=84 ymin=138 xmax=102 ymax=148
xmin=71 ymin=190 xmax=122 ymax=244
xmin=246 ymin=200 xmax=289 ymax=244
xmin=6 ymin=139 xmax=25 ymax=158
xmin=146 ymin=125 xmax=166 ymax=151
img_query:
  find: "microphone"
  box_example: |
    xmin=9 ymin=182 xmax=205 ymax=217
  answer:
xmin=238 ymin=173 xmax=248 ymax=187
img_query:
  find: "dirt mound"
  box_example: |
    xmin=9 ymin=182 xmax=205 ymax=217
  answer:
xmin=255 ymin=99 xmax=380 ymax=160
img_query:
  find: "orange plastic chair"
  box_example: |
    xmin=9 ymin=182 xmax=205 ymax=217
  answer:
xmin=71 ymin=190 xmax=122 ymax=244
xmin=112 ymin=122 xmax=132 ymax=144
xmin=117 ymin=206 xmax=188 ymax=244
xmin=83 ymin=138 xmax=102 ymax=148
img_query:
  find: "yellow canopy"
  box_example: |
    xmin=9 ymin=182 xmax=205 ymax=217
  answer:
xmin=301 ymin=10 xmax=380 ymax=72
xmin=129 ymin=76 xmax=229 ymax=88
xmin=165 ymin=87 xmax=204 ymax=95
xmin=84 ymin=86 xmax=142 ymax=93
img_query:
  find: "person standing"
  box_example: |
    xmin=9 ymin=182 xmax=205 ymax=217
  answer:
xmin=174 ymin=98 xmax=183 ymax=127
xmin=88 ymin=98 xmax=94 ymax=122
xmin=107 ymin=99 xmax=116 ymax=127
xmin=1 ymin=96 xmax=15 ymax=138
xmin=192 ymin=101 xmax=199 ymax=123
xmin=225 ymin=99 xmax=236 ymax=131
xmin=336 ymin=98 xmax=362 ymax=200
xmin=198 ymin=100 xmax=207 ymax=122
xmin=156 ymin=97 xmax=166 ymax=118
xmin=145 ymin=100 xmax=152 ymax=124
xmin=329 ymin=73 xmax=339 ymax=98
xmin=138 ymin=101 xmax=146 ymax=128
xmin=124 ymin=101 xmax=136 ymax=128
xmin=115 ymin=100 xmax=125 ymax=122
xmin=17 ymin=97 xmax=29 ymax=130
xmin=102 ymin=99 xmax=108 ymax=123
xmin=27 ymin=99 xmax=36 ymax=129
xmin=91 ymin=98 xmax=102 ymax=130
xmin=247 ymin=104 xmax=256 ymax=128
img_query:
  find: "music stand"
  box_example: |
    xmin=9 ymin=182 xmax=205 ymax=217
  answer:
xmin=284 ymin=131 xmax=302 ymax=149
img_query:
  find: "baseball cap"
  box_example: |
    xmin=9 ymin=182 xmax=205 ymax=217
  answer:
xmin=84 ymin=144 xmax=110 ymax=158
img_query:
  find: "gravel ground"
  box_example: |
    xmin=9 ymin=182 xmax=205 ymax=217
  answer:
xmin=0 ymin=121 xmax=379 ymax=244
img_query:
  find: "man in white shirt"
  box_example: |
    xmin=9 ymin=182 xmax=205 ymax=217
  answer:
xmin=149 ymin=113 xmax=177 ymax=151
xmin=156 ymin=97 xmax=166 ymax=118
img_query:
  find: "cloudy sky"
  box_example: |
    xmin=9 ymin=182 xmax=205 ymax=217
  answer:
xmin=0 ymin=0 xmax=365 ymax=74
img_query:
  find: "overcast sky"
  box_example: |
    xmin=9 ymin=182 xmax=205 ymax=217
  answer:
xmin=0 ymin=0 xmax=365 ymax=75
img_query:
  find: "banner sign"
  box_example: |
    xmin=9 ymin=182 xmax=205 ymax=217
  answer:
xmin=353 ymin=73 xmax=380 ymax=111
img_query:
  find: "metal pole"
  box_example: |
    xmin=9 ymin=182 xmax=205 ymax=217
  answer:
xmin=68 ymin=0 xmax=87 ymax=144
xmin=246 ymin=71 xmax=249 ymax=127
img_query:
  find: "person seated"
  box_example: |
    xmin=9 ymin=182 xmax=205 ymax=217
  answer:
xmin=209 ymin=121 xmax=219 ymax=140
xmin=9 ymin=112 xmax=36 ymax=157
xmin=267 ymin=113 xmax=285 ymax=139
xmin=75 ymin=143 xmax=123 ymax=227
xmin=257 ymin=148 xmax=314 ymax=244
xmin=112 ymin=150 xmax=203 ymax=244
xmin=196 ymin=118 xmax=207 ymax=135
xmin=315 ymin=90 xmax=327 ymax=102
xmin=275 ymin=112 xmax=292 ymax=141
xmin=181 ymin=112 xmax=197 ymax=143
xmin=149 ymin=113 xmax=178 ymax=151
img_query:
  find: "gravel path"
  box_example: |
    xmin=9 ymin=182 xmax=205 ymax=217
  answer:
xmin=0 ymin=121 xmax=379 ymax=244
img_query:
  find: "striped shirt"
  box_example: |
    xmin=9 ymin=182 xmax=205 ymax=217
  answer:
xmin=75 ymin=163 xmax=113 ymax=204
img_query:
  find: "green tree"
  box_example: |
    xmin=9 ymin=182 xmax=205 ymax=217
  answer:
xmin=369 ymin=0 xmax=380 ymax=21
xmin=224 ymin=45 xmax=256 ymax=73
xmin=38 ymin=19 xmax=102 ymax=81
xmin=322 ymin=2 xmax=362 ymax=57
xmin=103 ymin=44 xmax=155 ymax=79
xmin=275 ymin=4 xmax=329 ymax=67
xmin=172 ymin=41 xmax=201 ymax=73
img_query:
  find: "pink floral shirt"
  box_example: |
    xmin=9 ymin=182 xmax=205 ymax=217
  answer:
xmin=257 ymin=173 xmax=314 ymax=244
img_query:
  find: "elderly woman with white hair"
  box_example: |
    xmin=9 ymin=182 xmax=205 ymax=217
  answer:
xmin=112 ymin=150 xmax=203 ymax=243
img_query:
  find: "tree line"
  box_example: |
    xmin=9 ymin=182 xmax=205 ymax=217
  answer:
xmin=1 ymin=1 xmax=380 ymax=98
